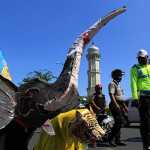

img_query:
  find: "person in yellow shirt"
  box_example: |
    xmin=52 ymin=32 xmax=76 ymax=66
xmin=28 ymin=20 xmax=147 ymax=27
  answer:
xmin=34 ymin=109 xmax=105 ymax=150
xmin=130 ymin=49 xmax=150 ymax=150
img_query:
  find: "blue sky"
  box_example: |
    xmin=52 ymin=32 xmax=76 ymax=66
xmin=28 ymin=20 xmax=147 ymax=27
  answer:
xmin=0 ymin=0 xmax=150 ymax=104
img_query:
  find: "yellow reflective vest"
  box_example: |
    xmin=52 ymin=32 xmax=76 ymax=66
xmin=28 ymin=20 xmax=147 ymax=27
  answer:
xmin=130 ymin=63 xmax=150 ymax=100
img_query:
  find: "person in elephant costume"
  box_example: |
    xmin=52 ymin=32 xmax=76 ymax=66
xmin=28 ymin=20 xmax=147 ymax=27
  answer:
xmin=0 ymin=6 xmax=126 ymax=150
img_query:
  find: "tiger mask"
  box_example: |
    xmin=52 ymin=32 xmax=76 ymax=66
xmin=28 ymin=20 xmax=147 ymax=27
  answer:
xmin=68 ymin=109 xmax=105 ymax=148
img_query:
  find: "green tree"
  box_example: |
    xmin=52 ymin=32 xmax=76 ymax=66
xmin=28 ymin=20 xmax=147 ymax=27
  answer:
xmin=19 ymin=69 xmax=57 ymax=85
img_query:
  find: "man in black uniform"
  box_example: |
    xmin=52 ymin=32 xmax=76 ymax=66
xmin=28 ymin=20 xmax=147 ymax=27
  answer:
xmin=89 ymin=84 xmax=107 ymax=121
xmin=108 ymin=69 xmax=129 ymax=147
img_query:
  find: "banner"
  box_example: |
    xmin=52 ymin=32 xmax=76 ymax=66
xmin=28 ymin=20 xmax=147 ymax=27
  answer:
xmin=0 ymin=51 xmax=12 ymax=81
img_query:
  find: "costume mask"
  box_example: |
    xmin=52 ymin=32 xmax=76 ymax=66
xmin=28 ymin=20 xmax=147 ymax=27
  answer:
xmin=69 ymin=109 xmax=105 ymax=148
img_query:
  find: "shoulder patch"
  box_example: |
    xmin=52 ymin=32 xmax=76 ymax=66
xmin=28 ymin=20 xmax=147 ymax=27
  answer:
xmin=110 ymin=83 xmax=115 ymax=88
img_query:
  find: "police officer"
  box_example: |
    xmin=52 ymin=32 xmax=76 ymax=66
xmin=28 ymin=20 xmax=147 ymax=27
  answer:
xmin=108 ymin=69 xmax=129 ymax=147
xmin=130 ymin=49 xmax=150 ymax=150
xmin=90 ymin=84 xmax=107 ymax=116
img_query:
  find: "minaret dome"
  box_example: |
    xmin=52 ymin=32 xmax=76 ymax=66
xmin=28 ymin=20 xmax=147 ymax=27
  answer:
xmin=88 ymin=41 xmax=99 ymax=54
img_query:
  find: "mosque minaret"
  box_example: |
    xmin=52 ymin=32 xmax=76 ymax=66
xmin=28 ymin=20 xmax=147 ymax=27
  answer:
xmin=86 ymin=42 xmax=101 ymax=97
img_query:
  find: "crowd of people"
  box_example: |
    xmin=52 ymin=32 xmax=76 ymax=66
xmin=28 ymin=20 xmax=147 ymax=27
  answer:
xmin=32 ymin=49 xmax=150 ymax=150
xmin=89 ymin=69 xmax=129 ymax=147
xmin=89 ymin=49 xmax=150 ymax=150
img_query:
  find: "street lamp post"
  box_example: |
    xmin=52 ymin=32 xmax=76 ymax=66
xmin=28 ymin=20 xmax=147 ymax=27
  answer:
xmin=56 ymin=62 xmax=64 ymax=66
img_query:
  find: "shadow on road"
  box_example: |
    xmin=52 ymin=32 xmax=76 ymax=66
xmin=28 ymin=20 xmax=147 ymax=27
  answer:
xmin=88 ymin=137 xmax=142 ymax=149
xmin=88 ymin=140 xmax=110 ymax=148
xmin=124 ymin=137 xmax=142 ymax=143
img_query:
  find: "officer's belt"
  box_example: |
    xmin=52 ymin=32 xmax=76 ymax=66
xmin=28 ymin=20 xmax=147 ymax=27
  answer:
xmin=116 ymin=100 xmax=124 ymax=104
xmin=140 ymin=90 xmax=150 ymax=96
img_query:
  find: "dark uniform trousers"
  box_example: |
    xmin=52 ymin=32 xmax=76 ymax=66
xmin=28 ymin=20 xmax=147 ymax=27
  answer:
xmin=109 ymin=101 xmax=125 ymax=143
xmin=139 ymin=96 xmax=150 ymax=148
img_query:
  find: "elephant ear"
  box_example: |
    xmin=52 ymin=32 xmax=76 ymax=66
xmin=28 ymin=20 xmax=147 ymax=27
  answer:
xmin=0 ymin=75 xmax=18 ymax=129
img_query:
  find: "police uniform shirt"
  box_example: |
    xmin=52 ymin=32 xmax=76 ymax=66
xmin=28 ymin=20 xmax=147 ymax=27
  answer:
xmin=108 ymin=80 xmax=124 ymax=101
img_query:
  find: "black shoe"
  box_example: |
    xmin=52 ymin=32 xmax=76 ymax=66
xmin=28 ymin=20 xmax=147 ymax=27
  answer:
xmin=109 ymin=141 xmax=116 ymax=147
xmin=115 ymin=141 xmax=127 ymax=146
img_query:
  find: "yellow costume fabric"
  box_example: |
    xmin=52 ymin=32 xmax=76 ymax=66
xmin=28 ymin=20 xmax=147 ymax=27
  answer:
xmin=1 ymin=65 xmax=12 ymax=81
xmin=34 ymin=109 xmax=87 ymax=150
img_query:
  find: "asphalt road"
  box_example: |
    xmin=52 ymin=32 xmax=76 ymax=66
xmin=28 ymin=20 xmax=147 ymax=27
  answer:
xmin=28 ymin=123 xmax=142 ymax=150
